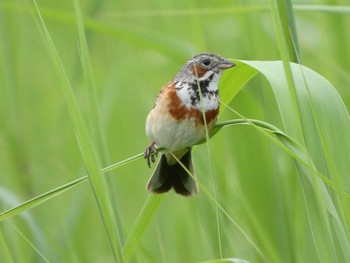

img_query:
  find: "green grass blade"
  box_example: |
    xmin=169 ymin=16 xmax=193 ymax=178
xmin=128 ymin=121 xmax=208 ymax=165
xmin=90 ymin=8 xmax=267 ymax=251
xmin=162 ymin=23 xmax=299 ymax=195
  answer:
xmin=30 ymin=0 xmax=123 ymax=261
xmin=0 ymin=226 xmax=15 ymax=263
xmin=276 ymin=0 xmax=300 ymax=63
xmin=194 ymin=57 xmax=224 ymax=258
xmin=9 ymin=223 xmax=50 ymax=263
xmin=268 ymin=1 xmax=304 ymax=141
xmin=0 ymin=177 xmax=86 ymax=222
xmin=74 ymin=0 xmax=125 ymax=244
xmin=0 ymin=153 xmax=143 ymax=222
xmin=123 ymin=195 xmax=164 ymax=262
xmin=294 ymin=5 xmax=350 ymax=14
xmin=74 ymin=0 xmax=109 ymax=165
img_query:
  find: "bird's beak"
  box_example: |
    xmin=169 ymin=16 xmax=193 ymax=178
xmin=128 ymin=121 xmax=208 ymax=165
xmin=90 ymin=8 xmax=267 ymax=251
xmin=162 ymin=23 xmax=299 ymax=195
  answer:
xmin=218 ymin=59 xmax=236 ymax=69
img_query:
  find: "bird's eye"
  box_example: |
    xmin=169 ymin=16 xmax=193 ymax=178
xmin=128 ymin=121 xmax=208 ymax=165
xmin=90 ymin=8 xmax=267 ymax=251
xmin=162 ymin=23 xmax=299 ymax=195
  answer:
xmin=201 ymin=59 xmax=211 ymax=66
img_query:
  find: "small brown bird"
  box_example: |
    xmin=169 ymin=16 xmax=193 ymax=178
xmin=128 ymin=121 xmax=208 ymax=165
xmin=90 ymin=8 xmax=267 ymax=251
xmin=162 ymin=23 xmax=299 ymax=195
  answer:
xmin=144 ymin=53 xmax=235 ymax=196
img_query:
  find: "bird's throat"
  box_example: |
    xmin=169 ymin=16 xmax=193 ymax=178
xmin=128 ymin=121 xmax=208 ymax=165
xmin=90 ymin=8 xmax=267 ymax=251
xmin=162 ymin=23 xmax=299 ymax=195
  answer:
xmin=175 ymin=72 xmax=220 ymax=111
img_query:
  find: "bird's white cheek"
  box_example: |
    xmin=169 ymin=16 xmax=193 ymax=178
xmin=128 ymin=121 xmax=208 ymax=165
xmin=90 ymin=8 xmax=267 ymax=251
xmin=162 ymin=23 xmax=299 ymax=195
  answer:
xmin=176 ymin=87 xmax=195 ymax=108
xmin=206 ymin=72 xmax=221 ymax=91
xmin=198 ymin=70 xmax=214 ymax=81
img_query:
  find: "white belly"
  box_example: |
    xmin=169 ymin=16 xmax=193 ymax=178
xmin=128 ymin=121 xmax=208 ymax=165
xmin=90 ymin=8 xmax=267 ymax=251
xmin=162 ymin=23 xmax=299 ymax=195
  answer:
xmin=146 ymin=111 xmax=205 ymax=151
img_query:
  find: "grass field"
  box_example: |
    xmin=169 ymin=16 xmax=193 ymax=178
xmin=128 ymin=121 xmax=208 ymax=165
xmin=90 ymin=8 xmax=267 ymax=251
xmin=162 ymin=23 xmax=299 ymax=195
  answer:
xmin=1 ymin=0 xmax=350 ymax=262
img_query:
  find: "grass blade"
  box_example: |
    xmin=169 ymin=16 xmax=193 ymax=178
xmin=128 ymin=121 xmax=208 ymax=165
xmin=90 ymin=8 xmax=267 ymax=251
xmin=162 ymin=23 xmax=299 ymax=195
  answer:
xmin=9 ymin=222 xmax=50 ymax=263
xmin=73 ymin=0 xmax=126 ymax=245
xmin=0 ymin=153 xmax=143 ymax=222
xmin=0 ymin=177 xmax=86 ymax=222
xmin=74 ymin=0 xmax=109 ymax=166
xmin=276 ymin=0 xmax=300 ymax=62
xmin=123 ymin=195 xmax=165 ymax=262
xmin=30 ymin=0 xmax=123 ymax=261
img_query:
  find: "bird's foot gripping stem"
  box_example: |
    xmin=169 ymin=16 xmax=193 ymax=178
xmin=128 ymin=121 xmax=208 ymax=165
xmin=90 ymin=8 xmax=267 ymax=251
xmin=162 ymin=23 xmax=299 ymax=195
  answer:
xmin=144 ymin=143 xmax=158 ymax=168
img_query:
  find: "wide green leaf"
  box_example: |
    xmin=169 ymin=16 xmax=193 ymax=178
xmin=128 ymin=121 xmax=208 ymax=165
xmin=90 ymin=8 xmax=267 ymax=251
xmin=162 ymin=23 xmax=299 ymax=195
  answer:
xmin=241 ymin=60 xmax=350 ymax=261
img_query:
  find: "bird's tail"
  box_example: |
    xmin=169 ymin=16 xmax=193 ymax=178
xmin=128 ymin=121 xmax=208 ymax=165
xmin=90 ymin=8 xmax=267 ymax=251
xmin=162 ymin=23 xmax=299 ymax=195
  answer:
xmin=146 ymin=150 xmax=198 ymax=196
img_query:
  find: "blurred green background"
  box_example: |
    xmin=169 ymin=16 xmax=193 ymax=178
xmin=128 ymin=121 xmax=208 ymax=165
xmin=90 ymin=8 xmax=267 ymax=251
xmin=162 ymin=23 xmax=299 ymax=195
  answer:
xmin=0 ymin=0 xmax=349 ymax=262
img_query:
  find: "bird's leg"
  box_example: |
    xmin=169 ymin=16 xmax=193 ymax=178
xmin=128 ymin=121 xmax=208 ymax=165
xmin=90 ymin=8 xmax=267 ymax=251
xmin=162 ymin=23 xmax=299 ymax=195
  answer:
xmin=144 ymin=142 xmax=158 ymax=168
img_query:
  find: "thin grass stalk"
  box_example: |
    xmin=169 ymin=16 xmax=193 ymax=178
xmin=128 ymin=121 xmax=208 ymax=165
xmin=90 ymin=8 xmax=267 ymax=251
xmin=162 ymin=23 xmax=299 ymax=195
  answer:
xmin=0 ymin=226 xmax=14 ymax=263
xmin=9 ymin=222 xmax=50 ymax=263
xmin=276 ymin=0 xmax=300 ymax=63
xmin=294 ymin=5 xmax=350 ymax=14
xmin=194 ymin=65 xmax=223 ymax=258
xmin=268 ymin=0 xmax=304 ymax=141
xmin=74 ymin=0 xmax=109 ymax=168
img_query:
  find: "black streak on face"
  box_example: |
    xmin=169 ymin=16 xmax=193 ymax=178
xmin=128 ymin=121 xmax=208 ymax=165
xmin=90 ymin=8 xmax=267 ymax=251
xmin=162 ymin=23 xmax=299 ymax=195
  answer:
xmin=189 ymin=73 xmax=217 ymax=106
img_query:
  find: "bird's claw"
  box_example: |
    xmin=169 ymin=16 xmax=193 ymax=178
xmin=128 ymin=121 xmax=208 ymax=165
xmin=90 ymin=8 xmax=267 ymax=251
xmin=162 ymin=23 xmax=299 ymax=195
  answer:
xmin=144 ymin=143 xmax=158 ymax=168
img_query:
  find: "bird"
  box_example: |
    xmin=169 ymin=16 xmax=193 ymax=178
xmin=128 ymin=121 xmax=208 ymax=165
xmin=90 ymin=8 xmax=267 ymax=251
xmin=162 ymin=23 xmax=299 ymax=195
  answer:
xmin=144 ymin=53 xmax=235 ymax=196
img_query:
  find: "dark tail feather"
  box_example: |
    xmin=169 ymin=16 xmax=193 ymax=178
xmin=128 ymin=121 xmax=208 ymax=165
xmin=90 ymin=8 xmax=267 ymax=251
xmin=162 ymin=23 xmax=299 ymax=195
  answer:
xmin=146 ymin=150 xmax=198 ymax=196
